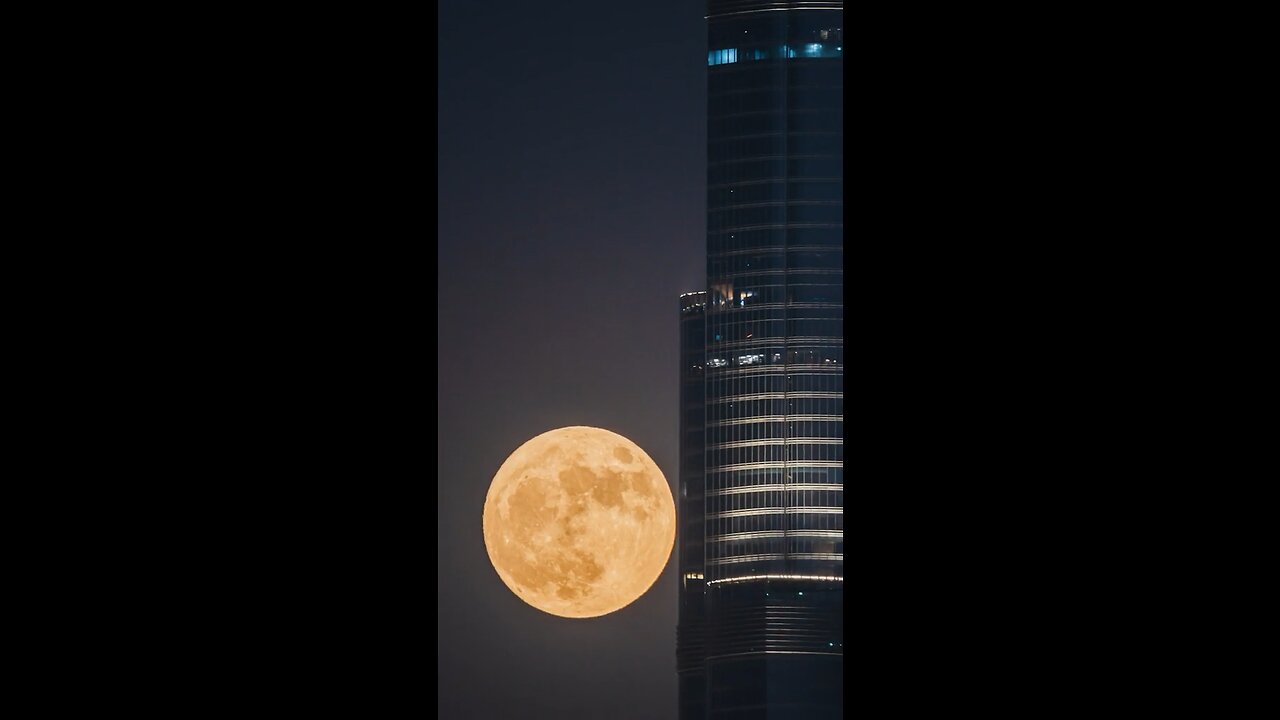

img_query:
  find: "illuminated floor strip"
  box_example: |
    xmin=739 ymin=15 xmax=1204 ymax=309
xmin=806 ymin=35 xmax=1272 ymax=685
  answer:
xmin=708 ymin=529 xmax=843 ymax=541
xmin=707 ymin=506 xmax=843 ymax=519
xmin=707 ymin=574 xmax=844 ymax=586
xmin=709 ymin=438 xmax=843 ymax=451
xmin=709 ymin=415 xmax=844 ymax=427
xmin=708 ymin=553 xmax=842 ymax=566
xmin=708 ymin=392 xmax=842 ymax=404
xmin=708 ymin=483 xmax=843 ymax=496
xmin=712 ymin=461 xmax=843 ymax=473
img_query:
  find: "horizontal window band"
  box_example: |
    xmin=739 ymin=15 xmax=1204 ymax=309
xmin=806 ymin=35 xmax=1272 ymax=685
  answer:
xmin=706 ymin=338 xmax=843 ymax=350
xmin=706 ymin=253 xmax=842 ymax=262
xmin=704 ymin=275 xmax=843 ymax=284
xmin=710 ymin=131 xmax=842 ymax=143
xmin=707 ymin=553 xmax=783 ymax=564
xmin=699 ymin=354 xmax=844 ymax=363
xmin=707 ymin=505 xmax=843 ymax=518
xmin=706 ymin=152 xmax=834 ymax=166
xmin=708 ymin=154 xmax=839 ymax=167
xmin=714 ymin=273 xmax=842 ymax=282
xmin=708 ymin=223 xmax=843 ymax=232
xmin=708 ymin=86 xmax=843 ymax=98
xmin=705 ymin=573 xmax=843 ymax=586
xmin=707 ymin=505 xmax=844 ymax=516
xmin=706 ymin=461 xmax=844 ymax=474
xmin=705 ymin=349 xmax=842 ymax=358
xmin=708 ymin=462 xmax=782 ymax=473
xmin=707 ymin=366 xmax=843 ymax=376
xmin=701 ymin=315 xmax=839 ymax=324
xmin=707 ymin=553 xmax=843 ymax=565
xmin=701 ymin=309 xmax=836 ymax=318
xmin=710 ymin=531 xmax=788 ymax=541
xmin=700 ymin=365 xmax=844 ymax=377
xmin=706 ymin=235 xmax=844 ymax=245
xmin=706 ymin=392 xmax=844 ymax=404
xmin=708 ymin=244 xmax=842 ymax=253
xmin=705 ymin=333 xmax=844 ymax=342
xmin=708 ymin=392 xmax=841 ymax=404
xmin=703 ymin=652 xmax=844 ymax=661
xmin=707 ymin=530 xmax=844 ymax=541
xmin=708 ymin=461 xmax=843 ymax=473
xmin=708 ymin=483 xmax=843 ymax=495
xmin=706 ymin=485 xmax=844 ymax=495
xmin=707 ymin=471 xmax=844 ymax=482
xmin=698 ymin=305 xmax=845 ymax=314
xmin=701 ymin=114 xmax=839 ymax=132
xmin=709 ymin=201 xmax=844 ymax=210
xmin=708 ymin=415 xmax=843 ymax=427
xmin=707 ymin=169 xmax=840 ymax=184
xmin=706 ymin=185 xmax=844 ymax=194
xmin=709 ymin=439 xmax=843 ymax=450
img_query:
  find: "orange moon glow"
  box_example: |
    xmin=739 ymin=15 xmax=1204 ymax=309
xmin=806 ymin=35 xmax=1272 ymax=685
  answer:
xmin=483 ymin=426 xmax=676 ymax=618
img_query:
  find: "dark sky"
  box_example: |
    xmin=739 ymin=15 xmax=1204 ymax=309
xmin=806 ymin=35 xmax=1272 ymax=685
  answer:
xmin=437 ymin=1 xmax=705 ymax=717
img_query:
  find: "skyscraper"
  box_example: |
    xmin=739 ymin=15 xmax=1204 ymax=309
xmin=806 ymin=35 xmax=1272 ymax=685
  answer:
xmin=678 ymin=1 xmax=843 ymax=717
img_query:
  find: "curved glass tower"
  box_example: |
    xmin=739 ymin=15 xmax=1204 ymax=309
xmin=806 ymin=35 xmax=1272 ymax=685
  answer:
xmin=679 ymin=1 xmax=843 ymax=717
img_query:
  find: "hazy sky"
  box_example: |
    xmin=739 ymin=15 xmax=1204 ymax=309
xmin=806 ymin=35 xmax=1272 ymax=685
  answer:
xmin=437 ymin=1 xmax=706 ymax=717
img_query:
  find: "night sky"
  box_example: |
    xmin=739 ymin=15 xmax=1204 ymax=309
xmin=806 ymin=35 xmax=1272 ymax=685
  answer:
xmin=437 ymin=1 xmax=706 ymax=717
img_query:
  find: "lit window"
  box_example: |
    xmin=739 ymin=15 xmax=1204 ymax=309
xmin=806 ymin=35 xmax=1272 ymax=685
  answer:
xmin=709 ymin=44 xmax=840 ymax=66
xmin=707 ymin=48 xmax=738 ymax=66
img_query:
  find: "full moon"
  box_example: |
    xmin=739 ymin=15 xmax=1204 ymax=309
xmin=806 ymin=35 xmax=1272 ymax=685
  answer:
xmin=483 ymin=426 xmax=676 ymax=618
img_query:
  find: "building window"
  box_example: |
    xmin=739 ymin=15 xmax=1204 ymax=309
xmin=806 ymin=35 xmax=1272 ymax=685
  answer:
xmin=707 ymin=48 xmax=738 ymax=66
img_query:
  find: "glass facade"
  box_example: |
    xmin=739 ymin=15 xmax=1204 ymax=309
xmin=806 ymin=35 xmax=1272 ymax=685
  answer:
xmin=680 ymin=1 xmax=842 ymax=718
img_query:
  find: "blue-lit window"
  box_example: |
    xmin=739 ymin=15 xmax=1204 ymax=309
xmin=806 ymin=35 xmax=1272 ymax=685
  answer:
xmin=708 ymin=45 xmax=841 ymax=66
xmin=707 ymin=48 xmax=738 ymax=66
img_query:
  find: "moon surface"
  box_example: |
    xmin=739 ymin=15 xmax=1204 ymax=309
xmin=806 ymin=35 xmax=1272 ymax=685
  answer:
xmin=483 ymin=426 xmax=676 ymax=618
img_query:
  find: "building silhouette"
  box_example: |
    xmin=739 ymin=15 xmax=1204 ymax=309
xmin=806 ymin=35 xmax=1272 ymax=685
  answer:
xmin=678 ymin=1 xmax=843 ymax=717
